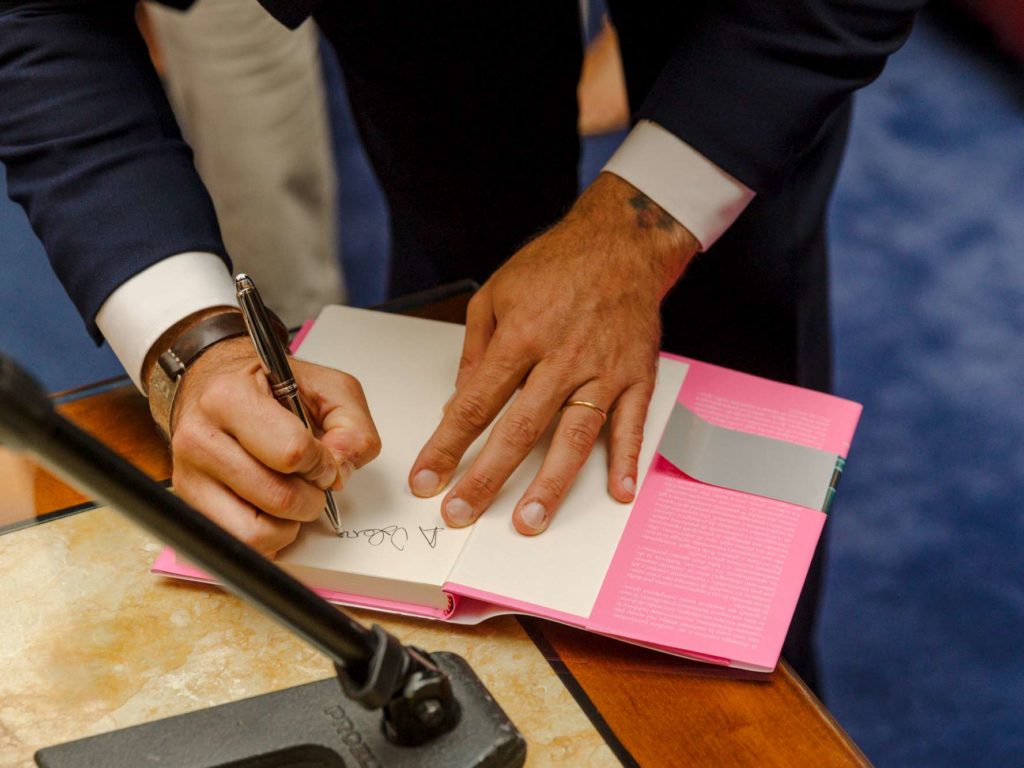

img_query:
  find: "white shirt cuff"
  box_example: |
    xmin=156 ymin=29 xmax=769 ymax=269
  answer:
xmin=96 ymin=252 xmax=238 ymax=392
xmin=603 ymin=120 xmax=756 ymax=251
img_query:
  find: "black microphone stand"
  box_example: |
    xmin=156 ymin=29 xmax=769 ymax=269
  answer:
xmin=0 ymin=353 xmax=525 ymax=767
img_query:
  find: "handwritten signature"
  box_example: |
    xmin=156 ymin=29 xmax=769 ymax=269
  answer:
xmin=339 ymin=525 xmax=408 ymax=551
xmin=337 ymin=525 xmax=445 ymax=551
xmin=418 ymin=526 xmax=443 ymax=549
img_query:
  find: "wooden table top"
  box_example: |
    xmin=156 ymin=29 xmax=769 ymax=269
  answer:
xmin=0 ymin=295 xmax=869 ymax=767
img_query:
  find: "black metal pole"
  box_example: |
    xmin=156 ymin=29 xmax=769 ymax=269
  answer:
xmin=0 ymin=354 xmax=376 ymax=669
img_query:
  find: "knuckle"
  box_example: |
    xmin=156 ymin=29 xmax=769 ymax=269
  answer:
xmin=557 ymin=345 xmax=588 ymax=374
xmin=197 ymin=378 xmax=236 ymax=413
xmin=243 ymin=518 xmax=297 ymax=558
xmin=537 ymin=474 xmax=567 ymax=501
xmin=510 ymin=326 xmax=542 ymax=359
xmin=450 ymin=392 xmax=493 ymax=433
xmin=462 ymin=470 xmax=498 ymax=500
xmin=494 ymin=354 xmax=526 ymax=382
xmin=467 ymin=291 xmax=488 ymax=318
xmin=193 ymin=384 xmax=221 ymax=415
xmin=170 ymin=421 xmax=203 ymax=458
xmin=337 ymin=371 xmax=364 ymax=397
xmin=236 ymin=518 xmax=270 ymax=552
xmin=359 ymin=432 xmax=383 ymax=463
xmin=563 ymin=421 xmax=599 ymax=455
xmin=500 ymin=411 xmax=541 ymax=452
xmin=631 ymin=380 xmax=657 ymax=401
xmin=276 ymin=433 xmax=313 ymax=473
xmin=428 ymin=438 xmax=464 ymax=471
xmin=265 ymin=478 xmax=303 ymax=518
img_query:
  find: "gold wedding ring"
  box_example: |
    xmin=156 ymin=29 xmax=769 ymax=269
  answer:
xmin=561 ymin=400 xmax=608 ymax=425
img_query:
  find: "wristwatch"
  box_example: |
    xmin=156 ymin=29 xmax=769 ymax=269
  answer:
xmin=146 ymin=308 xmax=288 ymax=439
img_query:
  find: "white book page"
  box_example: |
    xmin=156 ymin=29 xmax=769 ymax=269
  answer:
xmin=278 ymin=306 xmax=476 ymax=600
xmin=446 ymin=358 xmax=689 ymax=619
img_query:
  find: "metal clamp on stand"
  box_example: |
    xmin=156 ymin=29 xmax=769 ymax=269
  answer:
xmin=337 ymin=625 xmax=461 ymax=746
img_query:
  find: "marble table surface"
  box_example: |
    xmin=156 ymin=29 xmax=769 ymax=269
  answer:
xmin=0 ymin=505 xmax=618 ymax=768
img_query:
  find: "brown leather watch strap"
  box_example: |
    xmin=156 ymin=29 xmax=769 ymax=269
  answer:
xmin=147 ymin=308 xmax=288 ymax=439
xmin=156 ymin=311 xmax=249 ymax=383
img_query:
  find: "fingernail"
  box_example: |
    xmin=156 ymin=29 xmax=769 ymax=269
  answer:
xmin=622 ymin=476 xmax=636 ymax=497
xmin=445 ymin=497 xmax=475 ymax=526
xmin=520 ymin=501 xmax=548 ymax=532
xmin=411 ymin=469 xmax=442 ymax=497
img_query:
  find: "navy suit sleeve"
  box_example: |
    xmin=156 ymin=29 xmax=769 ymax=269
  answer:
xmin=0 ymin=1 xmax=228 ymax=341
xmin=632 ymin=0 xmax=921 ymax=193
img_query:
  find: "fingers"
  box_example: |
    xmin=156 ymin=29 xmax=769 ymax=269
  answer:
xmin=409 ymin=335 xmax=532 ymax=498
xmin=455 ymin=290 xmax=496 ymax=392
xmin=431 ymin=379 xmax=649 ymax=535
xmin=606 ymin=383 xmax=652 ymax=503
xmin=173 ymin=427 xmax=326 ymax=523
xmin=403 ymin=189 xmax=672 ymax=536
xmin=173 ymin=463 xmax=301 ymax=558
xmin=170 ymin=345 xmax=382 ymax=553
xmin=411 ymin=324 xmax=654 ymax=535
xmin=513 ymin=382 xmax=651 ymax=533
xmin=210 ymin=382 xmax=342 ymax=491
xmin=438 ymin=365 xmax=571 ymax=528
xmin=512 ymin=390 xmax=610 ymax=535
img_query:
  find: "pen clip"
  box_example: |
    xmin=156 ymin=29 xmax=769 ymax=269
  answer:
xmin=236 ymin=274 xmax=294 ymax=386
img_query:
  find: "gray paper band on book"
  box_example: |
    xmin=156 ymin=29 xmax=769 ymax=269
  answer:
xmin=657 ymin=404 xmax=842 ymax=512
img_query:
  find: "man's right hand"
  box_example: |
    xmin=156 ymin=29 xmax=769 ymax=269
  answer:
xmin=159 ymin=335 xmax=380 ymax=558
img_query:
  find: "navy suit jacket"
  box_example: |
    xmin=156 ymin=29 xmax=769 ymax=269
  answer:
xmin=0 ymin=0 xmax=919 ymax=341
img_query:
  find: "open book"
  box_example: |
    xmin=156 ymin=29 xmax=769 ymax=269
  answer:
xmin=155 ymin=306 xmax=861 ymax=672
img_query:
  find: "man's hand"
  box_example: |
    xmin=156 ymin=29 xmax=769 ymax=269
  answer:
xmin=409 ymin=172 xmax=699 ymax=534
xmin=159 ymin=335 xmax=380 ymax=557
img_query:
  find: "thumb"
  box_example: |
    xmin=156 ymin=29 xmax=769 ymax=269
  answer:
xmin=456 ymin=289 xmax=496 ymax=391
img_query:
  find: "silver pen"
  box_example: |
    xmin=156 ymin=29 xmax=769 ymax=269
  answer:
xmin=235 ymin=273 xmax=343 ymax=535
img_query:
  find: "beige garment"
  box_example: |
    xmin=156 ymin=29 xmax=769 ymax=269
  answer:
xmin=145 ymin=0 xmax=343 ymax=326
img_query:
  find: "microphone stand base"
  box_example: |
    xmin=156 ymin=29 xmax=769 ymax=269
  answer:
xmin=35 ymin=652 xmax=525 ymax=768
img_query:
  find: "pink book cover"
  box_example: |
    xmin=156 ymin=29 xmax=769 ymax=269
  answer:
xmin=580 ymin=355 xmax=861 ymax=670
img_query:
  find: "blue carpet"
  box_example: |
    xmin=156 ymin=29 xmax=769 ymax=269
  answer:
xmin=820 ymin=9 xmax=1024 ymax=767
xmin=1 ymin=9 xmax=1022 ymax=765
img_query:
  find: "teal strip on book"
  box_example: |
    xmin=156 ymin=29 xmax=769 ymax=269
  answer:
xmin=821 ymin=457 xmax=846 ymax=515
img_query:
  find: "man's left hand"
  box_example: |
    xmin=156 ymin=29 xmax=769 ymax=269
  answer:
xmin=408 ymin=172 xmax=699 ymax=534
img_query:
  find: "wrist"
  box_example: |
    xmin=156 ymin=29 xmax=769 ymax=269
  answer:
xmin=141 ymin=307 xmax=240 ymax=392
xmin=144 ymin=307 xmax=255 ymax=439
xmin=573 ymin=172 xmax=700 ymax=297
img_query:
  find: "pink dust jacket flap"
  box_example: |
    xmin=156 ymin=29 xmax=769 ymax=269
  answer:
xmin=585 ymin=356 xmax=861 ymax=670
